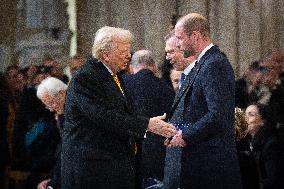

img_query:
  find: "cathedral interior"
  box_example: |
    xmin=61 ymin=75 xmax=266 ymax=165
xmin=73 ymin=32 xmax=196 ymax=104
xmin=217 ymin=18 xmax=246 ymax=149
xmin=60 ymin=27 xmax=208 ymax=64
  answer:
xmin=1 ymin=0 xmax=284 ymax=77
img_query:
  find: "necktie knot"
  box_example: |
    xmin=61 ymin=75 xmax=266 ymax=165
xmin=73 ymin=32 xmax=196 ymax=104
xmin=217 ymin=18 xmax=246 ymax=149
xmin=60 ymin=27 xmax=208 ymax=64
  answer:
xmin=179 ymin=73 xmax=187 ymax=89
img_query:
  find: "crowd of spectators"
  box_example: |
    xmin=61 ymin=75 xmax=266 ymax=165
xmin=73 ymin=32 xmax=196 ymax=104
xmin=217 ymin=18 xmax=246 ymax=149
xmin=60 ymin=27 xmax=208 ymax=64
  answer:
xmin=0 ymin=56 xmax=85 ymax=189
xmin=1 ymin=47 xmax=284 ymax=189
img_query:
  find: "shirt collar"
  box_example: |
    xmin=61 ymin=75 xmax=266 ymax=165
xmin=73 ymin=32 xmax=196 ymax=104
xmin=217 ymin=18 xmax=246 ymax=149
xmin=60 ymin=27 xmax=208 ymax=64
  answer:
xmin=101 ymin=62 xmax=114 ymax=75
xmin=197 ymin=43 xmax=214 ymax=62
xmin=183 ymin=60 xmax=197 ymax=75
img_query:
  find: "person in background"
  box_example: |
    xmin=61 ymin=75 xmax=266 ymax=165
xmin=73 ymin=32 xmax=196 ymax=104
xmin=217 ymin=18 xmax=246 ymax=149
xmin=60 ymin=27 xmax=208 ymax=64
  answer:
xmin=36 ymin=77 xmax=67 ymax=189
xmin=161 ymin=57 xmax=174 ymax=89
xmin=235 ymin=61 xmax=265 ymax=109
xmin=42 ymin=57 xmax=69 ymax=84
xmin=235 ymin=108 xmax=260 ymax=189
xmin=12 ymin=66 xmax=58 ymax=189
xmin=26 ymin=65 xmax=39 ymax=86
xmin=245 ymin=103 xmax=284 ymax=189
xmin=124 ymin=50 xmax=175 ymax=188
xmin=163 ymin=31 xmax=195 ymax=189
xmin=0 ymin=73 xmax=11 ymax=189
xmin=169 ymin=69 xmax=183 ymax=92
xmin=69 ymin=55 xmax=86 ymax=76
xmin=4 ymin=65 xmax=20 ymax=89
xmin=259 ymin=57 xmax=284 ymax=130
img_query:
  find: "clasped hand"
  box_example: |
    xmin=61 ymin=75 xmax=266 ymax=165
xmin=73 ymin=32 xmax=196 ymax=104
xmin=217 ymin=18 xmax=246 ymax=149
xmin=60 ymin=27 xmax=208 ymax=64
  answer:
xmin=148 ymin=113 xmax=177 ymax=138
xmin=164 ymin=130 xmax=186 ymax=147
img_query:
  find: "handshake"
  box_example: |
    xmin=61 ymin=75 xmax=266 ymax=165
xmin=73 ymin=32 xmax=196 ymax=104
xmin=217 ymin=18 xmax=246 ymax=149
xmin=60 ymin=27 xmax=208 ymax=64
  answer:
xmin=147 ymin=113 xmax=186 ymax=147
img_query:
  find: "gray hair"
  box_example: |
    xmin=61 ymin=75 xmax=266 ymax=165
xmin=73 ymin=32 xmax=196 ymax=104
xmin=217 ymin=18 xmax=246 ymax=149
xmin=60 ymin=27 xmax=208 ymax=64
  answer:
xmin=131 ymin=50 xmax=155 ymax=68
xmin=92 ymin=26 xmax=133 ymax=60
xmin=37 ymin=77 xmax=68 ymax=99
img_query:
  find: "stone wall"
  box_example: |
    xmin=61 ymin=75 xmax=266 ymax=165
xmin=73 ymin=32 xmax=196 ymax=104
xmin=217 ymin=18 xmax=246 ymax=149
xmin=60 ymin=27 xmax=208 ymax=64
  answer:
xmin=0 ymin=0 xmax=17 ymax=72
xmin=77 ymin=0 xmax=284 ymax=78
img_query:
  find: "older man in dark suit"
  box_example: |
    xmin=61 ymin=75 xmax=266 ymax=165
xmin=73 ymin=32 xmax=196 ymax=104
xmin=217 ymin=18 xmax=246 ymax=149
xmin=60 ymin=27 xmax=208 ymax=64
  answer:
xmin=124 ymin=50 xmax=175 ymax=188
xmin=166 ymin=13 xmax=242 ymax=188
xmin=61 ymin=26 xmax=177 ymax=189
xmin=163 ymin=32 xmax=196 ymax=189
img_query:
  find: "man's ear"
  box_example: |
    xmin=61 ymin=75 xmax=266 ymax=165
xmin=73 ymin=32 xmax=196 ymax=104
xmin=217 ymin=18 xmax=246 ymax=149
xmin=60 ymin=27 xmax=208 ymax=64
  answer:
xmin=191 ymin=31 xmax=200 ymax=40
xmin=129 ymin=64 xmax=134 ymax=74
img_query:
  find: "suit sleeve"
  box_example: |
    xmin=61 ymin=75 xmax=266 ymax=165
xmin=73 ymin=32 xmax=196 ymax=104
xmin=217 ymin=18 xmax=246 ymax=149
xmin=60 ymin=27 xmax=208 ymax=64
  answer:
xmin=69 ymin=75 xmax=149 ymax=139
xmin=182 ymin=59 xmax=235 ymax=145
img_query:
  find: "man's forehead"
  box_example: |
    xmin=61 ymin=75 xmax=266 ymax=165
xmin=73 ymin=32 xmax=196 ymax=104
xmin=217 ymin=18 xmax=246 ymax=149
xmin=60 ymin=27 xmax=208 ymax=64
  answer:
xmin=175 ymin=22 xmax=185 ymax=32
xmin=166 ymin=37 xmax=178 ymax=47
xmin=42 ymin=92 xmax=51 ymax=100
xmin=112 ymin=38 xmax=130 ymax=45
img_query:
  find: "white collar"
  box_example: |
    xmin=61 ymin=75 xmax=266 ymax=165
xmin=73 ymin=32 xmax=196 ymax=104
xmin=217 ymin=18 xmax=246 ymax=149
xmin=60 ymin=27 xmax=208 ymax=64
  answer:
xmin=183 ymin=60 xmax=197 ymax=75
xmin=102 ymin=62 xmax=114 ymax=75
xmin=197 ymin=43 xmax=214 ymax=62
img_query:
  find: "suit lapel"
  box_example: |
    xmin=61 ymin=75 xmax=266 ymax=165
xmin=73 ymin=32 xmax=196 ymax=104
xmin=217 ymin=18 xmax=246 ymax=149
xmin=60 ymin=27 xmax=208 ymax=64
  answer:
xmin=168 ymin=46 xmax=218 ymax=119
xmin=89 ymin=59 xmax=128 ymax=105
xmin=169 ymin=64 xmax=201 ymax=118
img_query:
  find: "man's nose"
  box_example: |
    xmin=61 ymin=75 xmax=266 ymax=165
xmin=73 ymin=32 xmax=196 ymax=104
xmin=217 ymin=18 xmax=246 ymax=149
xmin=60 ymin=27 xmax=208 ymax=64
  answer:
xmin=166 ymin=54 xmax=171 ymax=60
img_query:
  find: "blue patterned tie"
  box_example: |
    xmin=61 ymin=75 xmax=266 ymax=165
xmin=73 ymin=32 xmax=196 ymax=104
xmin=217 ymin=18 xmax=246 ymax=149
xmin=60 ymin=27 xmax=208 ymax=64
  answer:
xmin=179 ymin=73 xmax=186 ymax=89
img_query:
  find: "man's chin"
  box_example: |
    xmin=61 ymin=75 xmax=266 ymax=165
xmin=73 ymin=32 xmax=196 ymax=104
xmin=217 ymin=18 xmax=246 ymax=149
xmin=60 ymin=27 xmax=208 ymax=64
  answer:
xmin=119 ymin=65 xmax=127 ymax=72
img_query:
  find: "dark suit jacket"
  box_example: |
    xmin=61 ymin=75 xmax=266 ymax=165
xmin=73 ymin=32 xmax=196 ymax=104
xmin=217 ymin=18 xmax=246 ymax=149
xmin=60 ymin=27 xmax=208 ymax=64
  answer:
xmin=169 ymin=46 xmax=242 ymax=188
xmin=266 ymin=84 xmax=284 ymax=127
xmin=12 ymin=86 xmax=55 ymax=171
xmin=0 ymin=79 xmax=10 ymax=175
xmin=235 ymin=77 xmax=250 ymax=109
xmin=62 ymin=58 xmax=149 ymax=189
xmin=124 ymin=69 xmax=175 ymax=181
xmin=251 ymin=125 xmax=284 ymax=189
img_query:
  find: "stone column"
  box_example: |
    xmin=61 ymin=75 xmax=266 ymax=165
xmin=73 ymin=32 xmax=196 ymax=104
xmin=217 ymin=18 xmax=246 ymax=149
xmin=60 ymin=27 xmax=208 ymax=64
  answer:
xmin=77 ymin=0 xmax=176 ymax=68
xmin=0 ymin=0 xmax=17 ymax=72
xmin=142 ymin=0 xmax=176 ymax=67
xmin=208 ymin=0 xmax=239 ymax=76
xmin=178 ymin=0 xmax=208 ymax=17
xmin=16 ymin=0 xmax=70 ymax=67
xmin=237 ymin=0 xmax=262 ymax=77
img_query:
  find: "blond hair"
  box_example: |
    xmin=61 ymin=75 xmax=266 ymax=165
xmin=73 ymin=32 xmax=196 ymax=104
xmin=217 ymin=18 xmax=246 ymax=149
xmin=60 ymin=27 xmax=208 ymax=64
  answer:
xmin=92 ymin=26 xmax=133 ymax=60
xmin=234 ymin=108 xmax=248 ymax=140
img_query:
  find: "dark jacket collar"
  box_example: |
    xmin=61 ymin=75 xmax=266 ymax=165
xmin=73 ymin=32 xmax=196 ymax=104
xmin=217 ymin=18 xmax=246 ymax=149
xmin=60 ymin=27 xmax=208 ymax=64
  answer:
xmin=135 ymin=68 xmax=154 ymax=76
xmin=168 ymin=45 xmax=220 ymax=119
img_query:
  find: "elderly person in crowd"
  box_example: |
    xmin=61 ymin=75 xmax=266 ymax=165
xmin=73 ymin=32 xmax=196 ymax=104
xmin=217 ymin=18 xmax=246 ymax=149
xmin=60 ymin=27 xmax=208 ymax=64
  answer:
xmin=36 ymin=77 xmax=67 ymax=189
xmin=163 ymin=31 xmax=196 ymax=189
xmin=61 ymin=26 xmax=177 ymax=189
xmin=68 ymin=55 xmax=86 ymax=76
xmin=124 ymin=50 xmax=175 ymax=188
